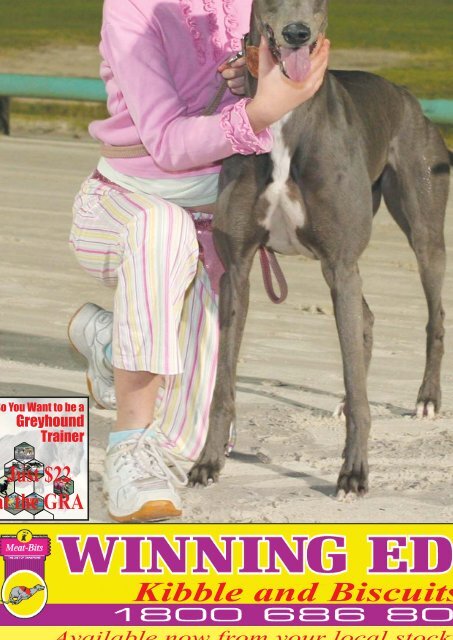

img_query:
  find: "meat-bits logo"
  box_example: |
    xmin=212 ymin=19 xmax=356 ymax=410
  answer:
xmin=0 ymin=530 xmax=51 ymax=618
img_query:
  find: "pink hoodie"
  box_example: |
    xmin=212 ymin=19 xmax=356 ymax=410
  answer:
xmin=89 ymin=0 xmax=273 ymax=178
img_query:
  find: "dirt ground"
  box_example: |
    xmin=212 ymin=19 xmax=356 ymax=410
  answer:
xmin=0 ymin=45 xmax=452 ymax=524
xmin=0 ymin=44 xmax=412 ymax=78
xmin=2 ymin=43 xmax=417 ymax=80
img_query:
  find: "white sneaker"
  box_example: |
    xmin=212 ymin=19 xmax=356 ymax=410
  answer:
xmin=104 ymin=430 xmax=188 ymax=522
xmin=68 ymin=303 xmax=116 ymax=409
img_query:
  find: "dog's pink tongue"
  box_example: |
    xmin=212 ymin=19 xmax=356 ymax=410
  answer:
xmin=280 ymin=46 xmax=311 ymax=82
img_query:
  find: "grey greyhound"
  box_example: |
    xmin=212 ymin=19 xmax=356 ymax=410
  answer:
xmin=189 ymin=0 xmax=450 ymax=495
xmin=2 ymin=584 xmax=45 ymax=605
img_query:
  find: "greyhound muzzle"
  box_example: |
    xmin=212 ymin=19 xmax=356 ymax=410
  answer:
xmin=244 ymin=23 xmax=321 ymax=82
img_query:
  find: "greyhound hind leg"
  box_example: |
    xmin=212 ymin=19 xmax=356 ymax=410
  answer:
xmin=382 ymin=127 xmax=448 ymax=416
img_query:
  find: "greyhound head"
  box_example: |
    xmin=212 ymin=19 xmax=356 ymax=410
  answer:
xmin=251 ymin=0 xmax=328 ymax=81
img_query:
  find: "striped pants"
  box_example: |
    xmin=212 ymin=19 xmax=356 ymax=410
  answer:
xmin=69 ymin=175 xmax=219 ymax=461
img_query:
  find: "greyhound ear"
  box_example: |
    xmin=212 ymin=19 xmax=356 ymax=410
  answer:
xmin=249 ymin=5 xmax=262 ymax=46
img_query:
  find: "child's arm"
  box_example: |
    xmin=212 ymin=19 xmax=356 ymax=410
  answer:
xmin=94 ymin=1 xmax=272 ymax=171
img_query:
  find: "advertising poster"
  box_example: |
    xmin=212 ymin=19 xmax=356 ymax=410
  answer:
xmin=0 ymin=1 xmax=452 ymax=640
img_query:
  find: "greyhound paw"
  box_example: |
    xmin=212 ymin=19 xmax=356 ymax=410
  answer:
xmin=188 ymin=450 xmax=226 ymax=487
xmin=333 ymin=401 xmax=346 ymax=421
xmin=416 ymin=381 xmax=440 ymax=419
xmin=336 ymin=489 xmax=359 ymax=503
xmin=415 ymin=400 xmax=437 ymax=420
xmin=336 ymin=465 xmax=368 ymax=497
xmin=225 ymin=421 xmax=237 ymax=456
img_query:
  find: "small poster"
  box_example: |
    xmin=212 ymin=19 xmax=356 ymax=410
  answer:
xmin=0 ymin=397 xmax=89 ymax=521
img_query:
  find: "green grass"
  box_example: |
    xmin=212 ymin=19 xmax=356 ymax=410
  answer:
xmin=328 ymin=0 xmax=452 ymax=54
xmin=328 ymin=0 xmax=453 ymax=100
xmin=1 ymin=0 xmax=452 ymax=53
xmin=376 ymin=57 xmax=453 ymax=100
xmin=0 ymin=0 xmax=102 ymax=49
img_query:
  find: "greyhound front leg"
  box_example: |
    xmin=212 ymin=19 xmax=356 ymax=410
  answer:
xmin=189 ymin=255 xmax=254 ymax=486
xmin=323 ymin=262 xmax=371 ymax=496
xmin=333 ymin=295 xmax=374 ymax=419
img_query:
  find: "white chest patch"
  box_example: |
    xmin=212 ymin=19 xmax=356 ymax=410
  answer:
xmin=260 ymin=115 xmax=314 ymax=258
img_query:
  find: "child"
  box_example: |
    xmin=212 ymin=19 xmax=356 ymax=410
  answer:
xmin=68 ymin=0 xmax=329 ymax=522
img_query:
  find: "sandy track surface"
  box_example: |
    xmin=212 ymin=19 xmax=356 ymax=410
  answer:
xmin=0 ymin=136 xmax=451 ymax=523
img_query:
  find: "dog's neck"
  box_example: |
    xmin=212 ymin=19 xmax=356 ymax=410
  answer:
xmin=280 ymin=79 xmax=330 ymax=156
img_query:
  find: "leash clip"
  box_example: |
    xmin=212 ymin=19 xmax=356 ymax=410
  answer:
xmin=225 ymin=50 xmax=244 ymax=66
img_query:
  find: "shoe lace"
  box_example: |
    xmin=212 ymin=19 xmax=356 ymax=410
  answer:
xmin=113 ymin=429 xmax=188 ymax=487
xmin=96 ymin=308 xmax=113 ymax=328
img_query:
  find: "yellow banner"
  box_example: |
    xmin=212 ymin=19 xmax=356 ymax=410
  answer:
xmin=0 ymin=523 xmax=452 ymax=636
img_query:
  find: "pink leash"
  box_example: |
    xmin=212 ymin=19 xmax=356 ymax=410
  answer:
xmin=259 ymin=246 xmax=288 ymax=304
xmin=192 ymin=220 xmax=288 ymax=304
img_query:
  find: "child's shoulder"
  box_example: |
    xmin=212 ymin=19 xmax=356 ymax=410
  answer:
xmin=103 ymin=0 xmax=251 ymax=31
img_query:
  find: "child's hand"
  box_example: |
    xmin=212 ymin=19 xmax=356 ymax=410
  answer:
xmin=246 ymin=36 xmax=330 ymax=132
xmin=218 ymin=56 xmax=247 ymax=96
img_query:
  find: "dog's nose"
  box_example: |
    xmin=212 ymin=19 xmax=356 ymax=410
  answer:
xmin=282 ymin=22 xmax=311 ymax=46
